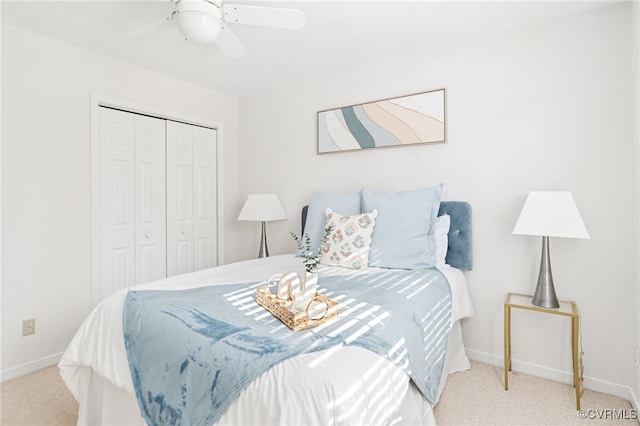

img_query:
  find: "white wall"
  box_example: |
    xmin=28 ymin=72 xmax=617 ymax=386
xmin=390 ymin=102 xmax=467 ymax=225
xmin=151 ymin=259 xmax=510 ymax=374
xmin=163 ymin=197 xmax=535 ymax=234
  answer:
xmin=0 ymin=24 xmax=240 ymax=379
xmin=235 ymin=3 xmax=637 ymax=399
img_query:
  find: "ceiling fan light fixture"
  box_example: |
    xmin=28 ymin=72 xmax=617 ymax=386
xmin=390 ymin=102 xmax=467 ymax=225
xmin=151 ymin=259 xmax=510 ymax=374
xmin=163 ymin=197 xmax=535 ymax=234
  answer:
xmin=176 ymin=1 xmax=222 ymax=44
xmin=130 ymin=0 xmax=306 ymax=58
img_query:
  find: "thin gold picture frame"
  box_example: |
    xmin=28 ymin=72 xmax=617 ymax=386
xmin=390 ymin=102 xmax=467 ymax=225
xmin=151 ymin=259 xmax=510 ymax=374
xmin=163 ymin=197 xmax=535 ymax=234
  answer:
xmin=317 ymin=88 xmax=446 ymax=154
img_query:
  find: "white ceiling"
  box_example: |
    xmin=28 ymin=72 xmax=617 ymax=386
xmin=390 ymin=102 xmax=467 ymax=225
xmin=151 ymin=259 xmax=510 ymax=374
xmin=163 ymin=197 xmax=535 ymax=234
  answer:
xmin=1 ymin=0 xmax=622 ymax=97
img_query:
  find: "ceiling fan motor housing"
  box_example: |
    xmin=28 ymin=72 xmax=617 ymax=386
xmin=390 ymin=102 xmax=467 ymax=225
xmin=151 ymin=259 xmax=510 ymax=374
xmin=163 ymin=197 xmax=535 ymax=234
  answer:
xmin=176 ymin=0 xmax=223 ymax=44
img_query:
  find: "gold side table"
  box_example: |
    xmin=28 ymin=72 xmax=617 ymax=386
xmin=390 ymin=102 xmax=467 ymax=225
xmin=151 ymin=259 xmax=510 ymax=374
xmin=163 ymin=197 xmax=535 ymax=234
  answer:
xmin=503 ymin=292 xmax=583 ymax=410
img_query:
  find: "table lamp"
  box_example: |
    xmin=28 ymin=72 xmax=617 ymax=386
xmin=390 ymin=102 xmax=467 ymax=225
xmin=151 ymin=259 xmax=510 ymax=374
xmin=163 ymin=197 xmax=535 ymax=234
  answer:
xmin=238 ymin=194 xmax=287 ymax=258
xmin=512 ymin=191 xmax=589 ymax=309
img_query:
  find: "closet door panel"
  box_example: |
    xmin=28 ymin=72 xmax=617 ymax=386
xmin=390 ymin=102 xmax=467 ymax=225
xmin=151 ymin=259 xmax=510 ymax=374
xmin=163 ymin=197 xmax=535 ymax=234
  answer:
xmin=134 ymin=115 xmax=166 ymax=284
xmin=166 ymin=121 xmax=194 ymax=276
xmin=193 ymin=127 xmax=217 ymax=271
xmin=95 ymin=107 xmax=218 ymax=304
xmin=98 ymin=108 xmax=135 ymax=302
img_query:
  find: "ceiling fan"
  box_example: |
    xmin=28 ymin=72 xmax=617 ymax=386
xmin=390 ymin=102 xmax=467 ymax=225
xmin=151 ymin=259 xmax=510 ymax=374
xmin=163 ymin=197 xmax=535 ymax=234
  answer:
xmin=127 ymin=0 xmax=306 ymax=58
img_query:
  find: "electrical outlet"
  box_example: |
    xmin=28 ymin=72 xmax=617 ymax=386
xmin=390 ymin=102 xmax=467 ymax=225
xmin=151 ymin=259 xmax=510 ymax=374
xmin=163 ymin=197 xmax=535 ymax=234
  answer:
xmin=22 ymin=318 xmax=35 ymax=337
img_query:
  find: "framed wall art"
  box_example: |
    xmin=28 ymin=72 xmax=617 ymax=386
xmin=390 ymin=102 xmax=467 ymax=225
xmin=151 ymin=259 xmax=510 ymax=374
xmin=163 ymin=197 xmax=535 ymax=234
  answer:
xmin=317 ymin=88 xmax=446 ymax=154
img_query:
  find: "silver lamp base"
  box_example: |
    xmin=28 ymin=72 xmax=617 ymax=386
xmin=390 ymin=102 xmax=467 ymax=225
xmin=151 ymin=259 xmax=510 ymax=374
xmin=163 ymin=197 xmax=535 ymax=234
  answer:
xmin=258 ymin=221 xmax=269 ymax=258
xmin=532 ymin=236 xmax=559 ymax=309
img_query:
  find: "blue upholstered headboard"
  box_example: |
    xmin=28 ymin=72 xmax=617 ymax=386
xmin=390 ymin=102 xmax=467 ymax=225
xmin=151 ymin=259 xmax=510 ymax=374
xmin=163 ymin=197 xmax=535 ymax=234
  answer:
xmin=437 ymin=201 xmax=473 ymax=270
xmin=301 ymin=201 xmax=472 ymax=270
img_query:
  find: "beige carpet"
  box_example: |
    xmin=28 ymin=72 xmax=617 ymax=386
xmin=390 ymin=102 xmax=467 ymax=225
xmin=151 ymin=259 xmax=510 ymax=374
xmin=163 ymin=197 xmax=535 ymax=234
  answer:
xmin=435 ymin=361 xmax=637 ymax=425
xmin=0 ymin=360 xmax=637 ymax=425
xmin=1 ymin=365 xmax=77 ymax=425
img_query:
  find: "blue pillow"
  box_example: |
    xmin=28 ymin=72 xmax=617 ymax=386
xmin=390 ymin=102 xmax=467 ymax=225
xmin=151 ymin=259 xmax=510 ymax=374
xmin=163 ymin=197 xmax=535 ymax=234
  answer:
xmin=299 ymin=191 xmax=362 ymax=257
xmin=362 ymin=184 xmax=443 ymax=269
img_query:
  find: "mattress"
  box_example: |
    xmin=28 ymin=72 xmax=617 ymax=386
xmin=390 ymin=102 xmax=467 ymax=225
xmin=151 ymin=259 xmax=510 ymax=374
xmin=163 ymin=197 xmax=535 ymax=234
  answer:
xmin=59 ymin=254 xmax=474 ymax=425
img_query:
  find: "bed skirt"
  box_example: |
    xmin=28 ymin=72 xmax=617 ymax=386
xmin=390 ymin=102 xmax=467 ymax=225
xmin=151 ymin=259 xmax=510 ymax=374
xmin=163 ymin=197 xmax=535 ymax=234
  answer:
xmin=69 ymin=321 xmax=469 ymax=426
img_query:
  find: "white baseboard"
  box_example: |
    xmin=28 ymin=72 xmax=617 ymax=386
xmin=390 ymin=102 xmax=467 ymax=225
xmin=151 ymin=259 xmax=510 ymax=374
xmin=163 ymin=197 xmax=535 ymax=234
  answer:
xmin=630 ymin=386 xmax=640 ymax=413
xmin=1 ymin=352 xmax=63 ymax=383
xmin=466 ymin=348 xmax=635 ymax=403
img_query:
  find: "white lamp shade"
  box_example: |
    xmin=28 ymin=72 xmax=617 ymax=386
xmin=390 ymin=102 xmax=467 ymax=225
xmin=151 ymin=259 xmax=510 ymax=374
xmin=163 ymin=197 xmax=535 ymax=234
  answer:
xmin=513 ymin=191 xmax=589 ymax=239
xmin=238 ymin=194 xmax=287 ymax=222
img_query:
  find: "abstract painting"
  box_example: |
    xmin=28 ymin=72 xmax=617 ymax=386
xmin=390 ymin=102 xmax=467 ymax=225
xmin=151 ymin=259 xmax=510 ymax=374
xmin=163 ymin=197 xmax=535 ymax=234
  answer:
xmin=317 ymin=88 xmax=446 ymax=154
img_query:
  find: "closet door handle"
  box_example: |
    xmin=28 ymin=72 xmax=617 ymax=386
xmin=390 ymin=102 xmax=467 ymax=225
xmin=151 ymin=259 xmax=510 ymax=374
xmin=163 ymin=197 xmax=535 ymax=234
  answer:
xmin=145 ymin=233 xmax=151 ymax=239
xmin=181 ymin=229 xmax=186 ymax=236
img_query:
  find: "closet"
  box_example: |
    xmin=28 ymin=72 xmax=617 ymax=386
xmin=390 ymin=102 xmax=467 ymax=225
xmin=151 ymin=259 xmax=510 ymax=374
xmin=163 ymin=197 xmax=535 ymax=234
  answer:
xmin=94 ymin=107 xmax=217 ymax=304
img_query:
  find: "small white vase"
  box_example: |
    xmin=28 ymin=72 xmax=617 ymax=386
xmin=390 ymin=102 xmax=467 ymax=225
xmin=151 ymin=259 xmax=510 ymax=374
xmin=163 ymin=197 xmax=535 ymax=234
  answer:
xmin=303 ymin=271 xmax=318 ymax=296
xmin=291 ymin=271 xmax=318 ymax=313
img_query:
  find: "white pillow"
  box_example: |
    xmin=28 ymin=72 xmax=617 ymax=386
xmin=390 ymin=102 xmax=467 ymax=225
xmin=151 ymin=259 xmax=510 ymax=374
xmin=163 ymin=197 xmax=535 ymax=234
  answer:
xmin=435 ymin=214 xmax=450 ymax=266
xmin=320 ymin=208 xmax=378 ymax=270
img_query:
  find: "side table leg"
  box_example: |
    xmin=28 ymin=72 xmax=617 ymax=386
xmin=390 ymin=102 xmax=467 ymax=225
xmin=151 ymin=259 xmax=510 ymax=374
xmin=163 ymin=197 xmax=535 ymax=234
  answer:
xmin=504 ymin=304 xmax=511 ymax=390
xmin=572 ymin=315 xmax=581 ymax=410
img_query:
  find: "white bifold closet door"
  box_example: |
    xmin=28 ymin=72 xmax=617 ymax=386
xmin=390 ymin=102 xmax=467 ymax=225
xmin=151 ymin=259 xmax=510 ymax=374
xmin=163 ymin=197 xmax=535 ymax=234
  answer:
xmin=166 ymin=121 xmax=218 ymax=277
xmin=97 ymin=108 xmax=166 ymax=301
xmin=96 ymin=107 xmax=217 ymax=304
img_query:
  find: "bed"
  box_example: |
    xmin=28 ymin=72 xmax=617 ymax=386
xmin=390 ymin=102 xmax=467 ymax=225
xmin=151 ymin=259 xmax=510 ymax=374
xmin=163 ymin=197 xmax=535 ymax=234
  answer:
xmin=59 ymin=188 xmax=473 ymax=426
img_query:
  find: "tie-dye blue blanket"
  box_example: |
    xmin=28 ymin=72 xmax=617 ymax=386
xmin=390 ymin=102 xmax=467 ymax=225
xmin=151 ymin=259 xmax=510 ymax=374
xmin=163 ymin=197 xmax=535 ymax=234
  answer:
xmin=123 ymin=269 xmax=452 ymax=426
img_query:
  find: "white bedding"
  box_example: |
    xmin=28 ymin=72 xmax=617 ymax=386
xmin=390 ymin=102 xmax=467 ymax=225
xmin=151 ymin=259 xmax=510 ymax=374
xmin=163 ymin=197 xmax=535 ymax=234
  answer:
xmin=59 ymin=255 xmax=473 ymax=425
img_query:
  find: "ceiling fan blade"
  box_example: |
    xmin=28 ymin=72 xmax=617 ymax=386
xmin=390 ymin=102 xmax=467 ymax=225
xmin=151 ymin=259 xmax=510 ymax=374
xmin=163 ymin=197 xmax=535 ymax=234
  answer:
xmin=126 ymin=16 xmax=174 ymax=40
xmin=222 ymin=3 xmax=306 ymax=30
xmin=215 ymin=25 xmax=248 ymax=58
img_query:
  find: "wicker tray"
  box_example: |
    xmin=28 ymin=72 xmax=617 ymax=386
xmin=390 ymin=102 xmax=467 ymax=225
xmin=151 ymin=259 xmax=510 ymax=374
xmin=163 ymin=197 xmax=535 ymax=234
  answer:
xmin=255 ymin=285 xmax=340 ymax=331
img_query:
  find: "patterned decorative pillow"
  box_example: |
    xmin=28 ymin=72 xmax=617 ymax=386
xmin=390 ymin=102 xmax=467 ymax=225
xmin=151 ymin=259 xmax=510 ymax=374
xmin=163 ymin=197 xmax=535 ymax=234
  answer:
xmin=298 ymin=191 xmax=362 ymax=257
xmin=320 ymin=208 xmax=377 ymax=270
